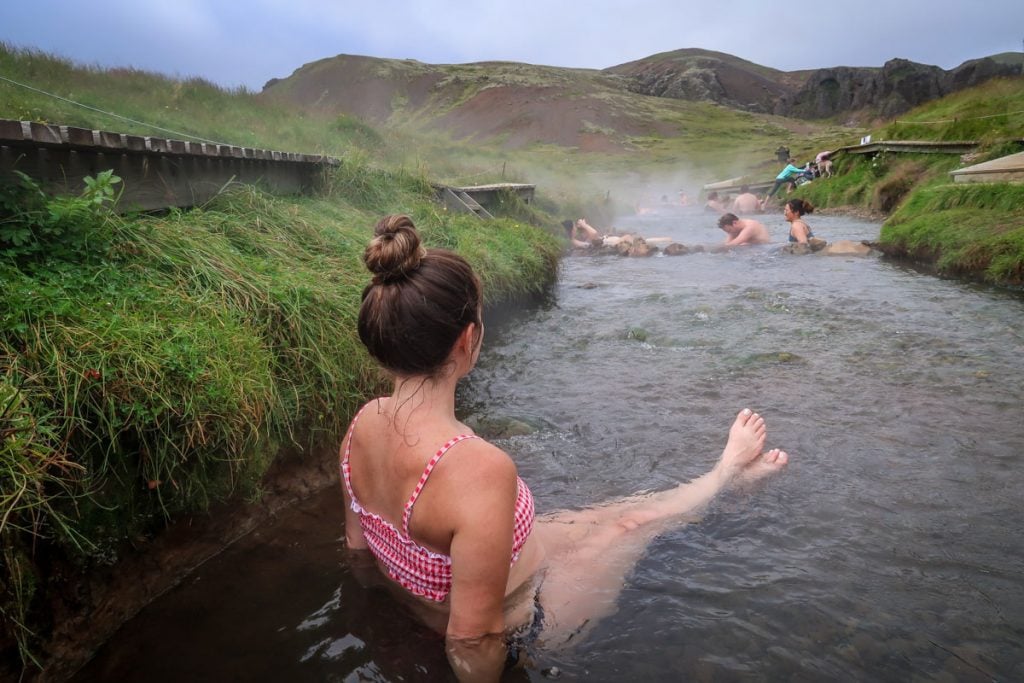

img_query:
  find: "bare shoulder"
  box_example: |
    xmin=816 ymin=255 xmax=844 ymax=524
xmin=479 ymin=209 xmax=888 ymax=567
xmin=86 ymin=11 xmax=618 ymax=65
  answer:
xmin=429 ymin=438 xmax=518 ymax=505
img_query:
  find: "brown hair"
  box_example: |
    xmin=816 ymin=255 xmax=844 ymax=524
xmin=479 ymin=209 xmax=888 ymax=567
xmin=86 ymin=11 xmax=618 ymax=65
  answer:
xmin=358 ymin=215 xmax=482 ymax=377
xmin=786 ymin=198 xmax=815 ymax=216
xmin=718 ymin=213 xmax=739 ymax=229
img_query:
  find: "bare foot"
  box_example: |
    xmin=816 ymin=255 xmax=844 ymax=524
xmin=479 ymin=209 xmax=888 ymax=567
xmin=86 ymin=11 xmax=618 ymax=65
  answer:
xmin=719 ymin=409 xmax=766 ymax=478
xmin=734 ymin=448 xmax=789 ymax=489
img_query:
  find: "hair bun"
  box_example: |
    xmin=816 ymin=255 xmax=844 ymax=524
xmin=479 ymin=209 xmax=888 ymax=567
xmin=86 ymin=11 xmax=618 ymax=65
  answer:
xmin=364 ymin=215 xmax=425 ymax=283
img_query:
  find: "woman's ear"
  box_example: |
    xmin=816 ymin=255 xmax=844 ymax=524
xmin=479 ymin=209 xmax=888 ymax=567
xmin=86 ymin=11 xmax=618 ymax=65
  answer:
xmin=457 ymin=322 xmax=477 ymax=354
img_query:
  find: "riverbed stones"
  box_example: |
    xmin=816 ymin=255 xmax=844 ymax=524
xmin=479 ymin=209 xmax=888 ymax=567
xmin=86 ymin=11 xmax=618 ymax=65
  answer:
xmin=663 ymin=242 xmax=689 ymax=255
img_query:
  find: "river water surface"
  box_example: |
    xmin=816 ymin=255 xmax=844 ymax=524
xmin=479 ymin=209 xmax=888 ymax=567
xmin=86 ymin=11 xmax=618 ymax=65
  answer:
xmin=75 ymin=210 xmax=1024 ymax=682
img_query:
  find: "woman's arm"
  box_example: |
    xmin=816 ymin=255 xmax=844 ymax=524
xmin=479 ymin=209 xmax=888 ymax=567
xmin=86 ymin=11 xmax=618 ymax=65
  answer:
xmin=444 ymin=447 xmax=519 ymax=682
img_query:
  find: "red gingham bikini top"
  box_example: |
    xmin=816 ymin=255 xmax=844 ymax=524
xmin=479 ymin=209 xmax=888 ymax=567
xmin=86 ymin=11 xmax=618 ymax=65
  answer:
xmin=341 ymin=402 xmax=535 ymax=602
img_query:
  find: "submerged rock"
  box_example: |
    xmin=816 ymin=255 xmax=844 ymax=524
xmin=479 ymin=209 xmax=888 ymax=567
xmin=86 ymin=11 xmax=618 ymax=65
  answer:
xmin=748 ymin=351 xmax=805 ymax=364
xmin=823 ymin=240 xmax=875 ymax=256
xmin=462 ymin=415 xmax=536 ymax=438
xmin=663 ymin=242 xmax=689 ymax=256
xmin=781 ymin=238 xmax=827 ymax=255
xmin=617 ymin=237 xmax=656 ymax=257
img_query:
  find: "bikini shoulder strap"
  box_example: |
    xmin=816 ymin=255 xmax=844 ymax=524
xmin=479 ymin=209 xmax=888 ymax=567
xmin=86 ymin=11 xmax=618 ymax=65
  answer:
xmin=339 ymin=401 xmax=376 ymax=502
xmin=401 ymin=434 xmax=481 ymax=536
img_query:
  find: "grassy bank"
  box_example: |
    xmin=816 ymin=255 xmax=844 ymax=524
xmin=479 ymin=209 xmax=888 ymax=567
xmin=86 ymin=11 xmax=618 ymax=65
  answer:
xmin=0 ymin=156 xmax=562 ymax=672
xmin=877 ymin=183 xmax=1024 ymax=284
xmin=788 ymin=77 xmax=1024 ymax=285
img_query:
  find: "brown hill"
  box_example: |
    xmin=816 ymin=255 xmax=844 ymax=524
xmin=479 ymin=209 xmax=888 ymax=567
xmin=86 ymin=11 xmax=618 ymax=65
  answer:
xmin=260 ymin=49 xmax=1022 ymax=150
xmin=603 ymin=48 xmax=802 ymax=114
xmin=261 ymin=55 xmax=726 ymax=151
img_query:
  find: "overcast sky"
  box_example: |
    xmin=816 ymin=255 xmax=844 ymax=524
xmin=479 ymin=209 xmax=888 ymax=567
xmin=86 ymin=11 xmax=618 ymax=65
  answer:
xmin=3 ymin=1 xmax=1023 ymax=90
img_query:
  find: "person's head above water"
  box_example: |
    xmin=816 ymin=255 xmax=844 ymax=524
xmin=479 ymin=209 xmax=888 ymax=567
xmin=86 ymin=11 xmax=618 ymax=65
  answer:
xmin=785 ymin=198 xmax=814 ymax=217
xmin=358 ymin=214 xmax=482 ymax=379
xmin=718 ymin=212 xmax=741 ymax=233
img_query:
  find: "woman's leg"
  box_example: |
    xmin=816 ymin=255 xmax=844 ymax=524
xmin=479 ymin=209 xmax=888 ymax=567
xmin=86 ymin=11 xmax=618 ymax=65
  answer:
xmin=533 ymin=409 xmax=787 ymax=647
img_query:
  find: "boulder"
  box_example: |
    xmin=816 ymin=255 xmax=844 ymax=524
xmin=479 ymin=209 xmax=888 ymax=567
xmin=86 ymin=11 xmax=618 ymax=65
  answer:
xmin=823 ymin=240 xmax=874 ymax=256
xmin=781 ymin=238 xmax=827 ymax=255
xmin=617 ymin=237 xmax=656 ymax=257
xmin=663 ymin=243 xmax=689 ymax=256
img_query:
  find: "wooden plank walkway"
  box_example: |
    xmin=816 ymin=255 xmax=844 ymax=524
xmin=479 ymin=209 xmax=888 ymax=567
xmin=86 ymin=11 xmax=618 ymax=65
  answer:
xmin=0 ymin=118 xmax=339 ymax=210
xmin=951 ymin=151 xmax=1024 ymax=183
xmin=702 ymin=139 xmax=1024 ymax=195
xmin=833 ymin=139 xmax=979 ymax=155
xmin=431 ymin=182 xmax=535 ymax=219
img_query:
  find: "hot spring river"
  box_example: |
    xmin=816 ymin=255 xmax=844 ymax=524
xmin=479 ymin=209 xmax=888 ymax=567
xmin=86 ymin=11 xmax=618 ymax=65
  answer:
xmin=75 ymin=210 xmax=1024 ymax=682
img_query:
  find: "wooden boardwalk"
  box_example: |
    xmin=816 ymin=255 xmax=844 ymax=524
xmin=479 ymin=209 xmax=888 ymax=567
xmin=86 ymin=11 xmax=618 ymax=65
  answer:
xmin=431 ymin=182 xmax=535 ymax=219
xmin=833 ymin=139 xmax=979 ymax=155
xmin=0 ymin=118 xmax=338 ymax=210
xmin=703 ymin=139 xmax=1024 ymax=195
xmin=951 ymin=151 xmax=1024 ymax=183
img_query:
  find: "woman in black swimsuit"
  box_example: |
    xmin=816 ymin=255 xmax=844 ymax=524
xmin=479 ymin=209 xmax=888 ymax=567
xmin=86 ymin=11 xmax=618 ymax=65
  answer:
xmin=785 ymin=198 xmax=815 ymax=243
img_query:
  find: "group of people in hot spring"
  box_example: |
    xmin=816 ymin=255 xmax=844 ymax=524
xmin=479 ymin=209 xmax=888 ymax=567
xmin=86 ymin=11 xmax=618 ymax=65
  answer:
xmin=341 ymin=214 xmax=791 ymax=681
xmin=564 ymin=192 xmax=817 ymax=252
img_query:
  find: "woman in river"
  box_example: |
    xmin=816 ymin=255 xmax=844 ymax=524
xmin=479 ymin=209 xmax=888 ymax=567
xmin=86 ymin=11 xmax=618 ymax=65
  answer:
xmin=784 ymin=198 xmax=816 ymax=243
xmin=340 ymin=214 xmax=789 ymax=682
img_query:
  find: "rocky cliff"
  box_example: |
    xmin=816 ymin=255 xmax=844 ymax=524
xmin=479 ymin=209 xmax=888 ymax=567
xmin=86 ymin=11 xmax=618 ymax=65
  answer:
xmin=607 ymin=50 xmax=1023 ymax=120
xmin=776 ymin=56 xmax=1023 ymax=119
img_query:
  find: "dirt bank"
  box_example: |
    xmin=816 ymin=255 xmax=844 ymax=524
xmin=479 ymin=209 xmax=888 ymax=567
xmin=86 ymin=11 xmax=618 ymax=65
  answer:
xmin=19 ymin=450 xmax=340 ymax=683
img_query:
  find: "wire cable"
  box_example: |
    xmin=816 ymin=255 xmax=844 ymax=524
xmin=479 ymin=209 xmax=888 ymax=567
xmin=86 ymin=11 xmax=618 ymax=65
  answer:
xmin=0 ymin=72 xmax=237 ymax=147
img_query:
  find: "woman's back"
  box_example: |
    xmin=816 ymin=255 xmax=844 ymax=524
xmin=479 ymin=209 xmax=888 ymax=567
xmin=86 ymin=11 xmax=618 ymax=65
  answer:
xmin=344 ymin=398 xmax=476 ymax=554
xmin=343 ymin=397 xmax=540 ymax=603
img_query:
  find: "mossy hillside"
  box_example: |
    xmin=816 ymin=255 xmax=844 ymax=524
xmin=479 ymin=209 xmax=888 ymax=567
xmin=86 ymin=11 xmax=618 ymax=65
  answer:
xmin=0 ymin=157 xmax=562 ymax=669
xmin=794 ymin=152 xmax=963 ymax=213
xmin=783 ymin=79 xmax=1024 ymax=285
xmin=793 ymin=75 xmax=1024 ymax=212
xmin=878 ymin=183 xmax=1024 ymax=284
xmin=879 ymin=76 xmax=1024 ymax=143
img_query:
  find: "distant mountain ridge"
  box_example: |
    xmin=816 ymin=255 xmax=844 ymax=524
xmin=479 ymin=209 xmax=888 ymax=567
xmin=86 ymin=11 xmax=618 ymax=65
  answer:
xmin=604 ymin=48 xmax=1024 ymax=118
xmin=260 ymin=49 xmax=1024 ymax=149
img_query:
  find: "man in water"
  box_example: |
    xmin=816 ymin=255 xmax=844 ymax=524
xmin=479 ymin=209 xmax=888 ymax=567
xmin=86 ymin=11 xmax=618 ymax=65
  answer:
xmin=562 ymin=218 xmax=602 ymax=248
xmin=718 ymin=213 xmax=771 ymax=245
xmin=731 ymin=185 xmax=761 ymax=214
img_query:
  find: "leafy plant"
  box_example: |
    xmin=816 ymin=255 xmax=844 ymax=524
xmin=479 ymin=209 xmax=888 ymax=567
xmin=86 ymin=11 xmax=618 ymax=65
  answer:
xmin=0 ymin=170 xmax=121 ymax=264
